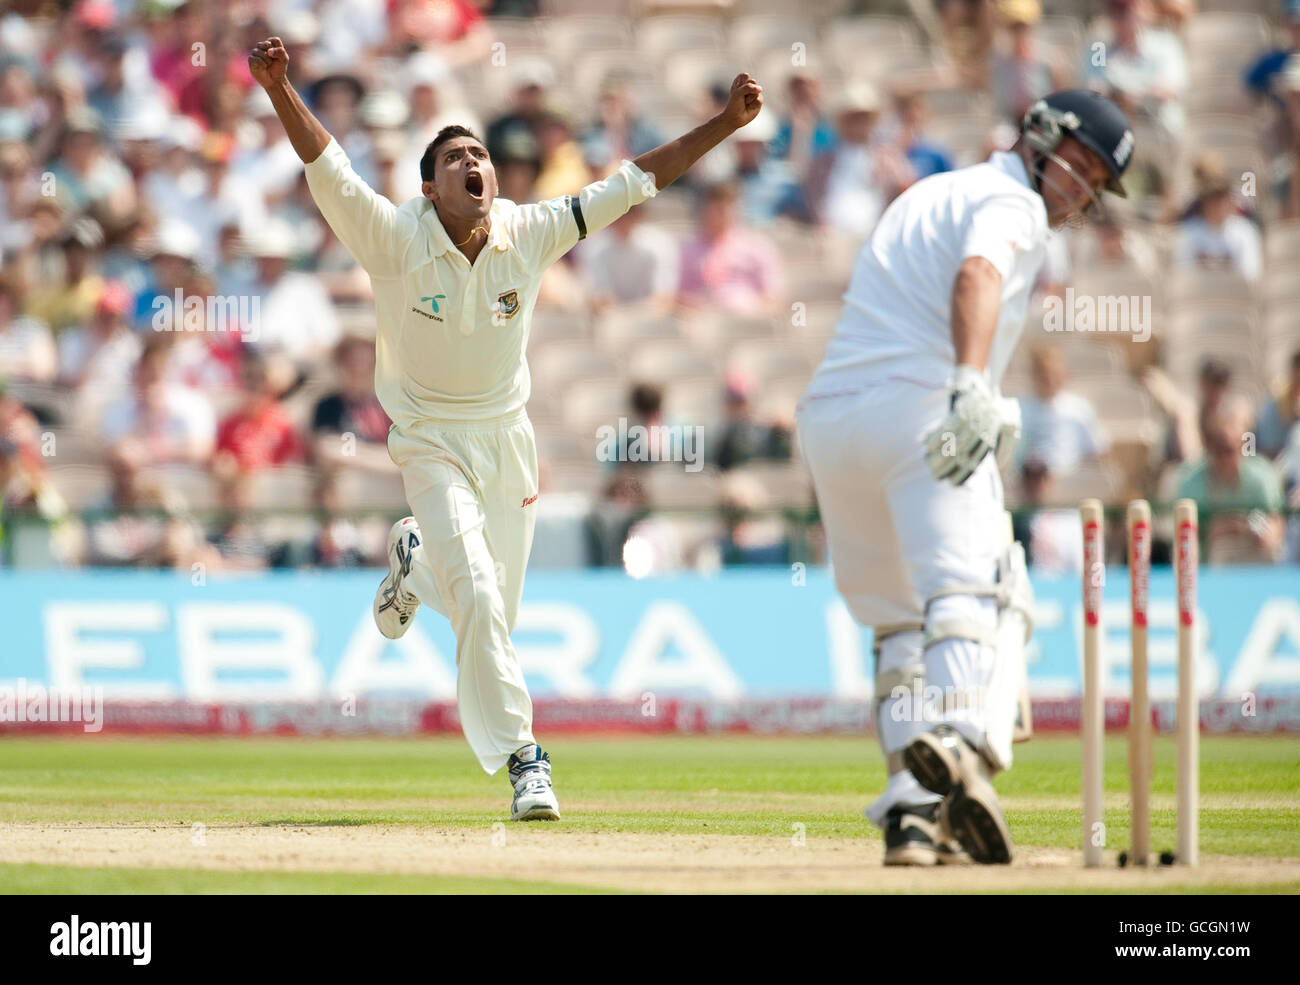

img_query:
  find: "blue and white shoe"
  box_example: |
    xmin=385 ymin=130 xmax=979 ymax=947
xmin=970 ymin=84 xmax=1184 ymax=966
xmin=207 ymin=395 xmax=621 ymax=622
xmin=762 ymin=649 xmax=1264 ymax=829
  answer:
xmin=507 ymin=745 xmax=560 ymax=821
xmin=373 ymin=517 xmax=421 ymax=640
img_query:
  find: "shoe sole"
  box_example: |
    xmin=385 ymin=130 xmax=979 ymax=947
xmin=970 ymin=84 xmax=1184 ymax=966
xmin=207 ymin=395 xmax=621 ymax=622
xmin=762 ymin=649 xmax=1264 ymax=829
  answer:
xmin=372 ymin=574 xmax=402 ymax=640
xmin=903 ymin=733 xmax=960 ymax=797
xmin=512 ymin=806 xmax=560 ymax=822
xmin=942 ymin=788 xmax=1013 ymax=865
xmin=374 ymin=524 xmax=418 ymax=640
xmin=905 ymin=733 xmax=1013 ymax=865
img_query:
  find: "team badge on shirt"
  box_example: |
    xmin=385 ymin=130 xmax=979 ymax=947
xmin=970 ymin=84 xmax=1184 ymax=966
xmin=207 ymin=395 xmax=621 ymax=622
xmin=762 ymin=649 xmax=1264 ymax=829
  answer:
xmin=496 ymin=290 xmax=520 ymax=319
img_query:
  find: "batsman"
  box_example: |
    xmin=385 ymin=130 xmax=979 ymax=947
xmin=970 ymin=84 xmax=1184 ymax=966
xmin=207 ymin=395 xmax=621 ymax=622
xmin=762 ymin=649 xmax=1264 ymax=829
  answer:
xmin=248 ymin=38 xmax=763 ymax=822
xmin=798 ymin=91 xmax=1134 ymax=865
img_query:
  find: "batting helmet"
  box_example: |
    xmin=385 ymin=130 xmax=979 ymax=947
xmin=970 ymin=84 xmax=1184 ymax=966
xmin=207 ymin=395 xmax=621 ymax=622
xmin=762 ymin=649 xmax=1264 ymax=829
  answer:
xmin=1021 ymin=89 xmax=1135 ymax=199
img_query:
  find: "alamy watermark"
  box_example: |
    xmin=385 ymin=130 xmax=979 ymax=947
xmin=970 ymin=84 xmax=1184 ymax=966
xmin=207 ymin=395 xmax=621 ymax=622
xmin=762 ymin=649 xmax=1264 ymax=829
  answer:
xmin=595 ymin=417 xmax=705 ymax=472
xmin=151 ymin=289 xmax=261 ymax=342
xmin=1043 ymin=288 xmax=1152 ymax=343
xmin=0 ymin=679 xmax=104 ymax=732
xmin=50 ymin=915 xmax=150 ymax=965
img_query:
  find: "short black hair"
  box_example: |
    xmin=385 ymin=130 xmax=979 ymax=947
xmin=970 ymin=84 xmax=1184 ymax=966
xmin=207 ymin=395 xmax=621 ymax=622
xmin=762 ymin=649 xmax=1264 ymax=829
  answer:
xmin=420 ymin=125 xmax=485 ymax=182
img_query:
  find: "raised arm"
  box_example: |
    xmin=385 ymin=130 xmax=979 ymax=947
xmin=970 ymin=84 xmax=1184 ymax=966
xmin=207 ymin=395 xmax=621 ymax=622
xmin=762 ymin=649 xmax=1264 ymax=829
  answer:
xmin=248 ymin=38 xmax=330 ymax=164
xmin=248 ymin=36 xmax=410 ymax=277
xmin=515 ymin=73 xmax=764 ymax=269
xmin=633 ymin=73 xmax=764 ymax=190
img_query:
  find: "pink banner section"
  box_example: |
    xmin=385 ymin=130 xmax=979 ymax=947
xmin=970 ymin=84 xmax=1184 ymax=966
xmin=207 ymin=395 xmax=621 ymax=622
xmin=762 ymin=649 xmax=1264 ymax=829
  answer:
xmin=1 ymin=697 xmax=1297 ymax=736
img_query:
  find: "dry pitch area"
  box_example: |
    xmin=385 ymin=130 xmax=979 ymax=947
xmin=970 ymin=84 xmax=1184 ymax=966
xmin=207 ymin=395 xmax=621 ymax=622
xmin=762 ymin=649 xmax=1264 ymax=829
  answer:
xmin=0 ymin=735 xmax=1296 ymax=893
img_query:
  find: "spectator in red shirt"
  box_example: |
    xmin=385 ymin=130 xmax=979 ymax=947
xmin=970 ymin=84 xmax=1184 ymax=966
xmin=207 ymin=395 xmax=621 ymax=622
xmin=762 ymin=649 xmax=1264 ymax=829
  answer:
xmin=145 ymin=2 xmax=210 ymax=122
xmin=387 ymin=0 xmax=489 ymax=68
xmin=213 ymin=349 xmax=304 ymax=475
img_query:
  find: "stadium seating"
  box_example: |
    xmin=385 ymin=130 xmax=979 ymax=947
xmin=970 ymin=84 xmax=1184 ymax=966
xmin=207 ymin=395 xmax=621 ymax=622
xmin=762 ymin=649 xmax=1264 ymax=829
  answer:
xmin=4 ymin=0 xmax=1298 ymax=575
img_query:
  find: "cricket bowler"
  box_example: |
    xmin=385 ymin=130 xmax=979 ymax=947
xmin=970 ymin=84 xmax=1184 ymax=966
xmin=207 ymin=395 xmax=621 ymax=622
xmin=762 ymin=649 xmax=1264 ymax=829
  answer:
xmin=247 ymin=38 xmax=763 ymax=821
xmin=797 ymin=91 xmax=1134 ymax=864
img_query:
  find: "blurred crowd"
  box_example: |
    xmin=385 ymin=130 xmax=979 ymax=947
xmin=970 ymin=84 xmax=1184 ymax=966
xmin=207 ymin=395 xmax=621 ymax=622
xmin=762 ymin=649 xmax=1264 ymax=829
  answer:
xmin=0 ymin=0 xmax=1298 ymax=574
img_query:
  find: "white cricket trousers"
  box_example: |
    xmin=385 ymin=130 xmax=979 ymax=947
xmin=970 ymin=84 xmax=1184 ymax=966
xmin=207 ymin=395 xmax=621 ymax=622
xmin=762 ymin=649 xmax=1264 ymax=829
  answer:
xmin=386 ymin=409 xmax=539 ymax=775
xmin=796 ymin=379 xmax=1008 ymax=825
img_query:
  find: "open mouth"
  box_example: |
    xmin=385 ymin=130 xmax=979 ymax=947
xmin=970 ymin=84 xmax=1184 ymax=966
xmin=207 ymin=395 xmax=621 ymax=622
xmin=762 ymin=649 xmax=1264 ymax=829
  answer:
xmin=464 ymin=170 xmax=484 ymax=200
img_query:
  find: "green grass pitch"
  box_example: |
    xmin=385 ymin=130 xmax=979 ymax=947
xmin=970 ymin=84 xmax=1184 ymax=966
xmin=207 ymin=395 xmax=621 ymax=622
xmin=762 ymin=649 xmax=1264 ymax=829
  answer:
xmin=0 ymin=734 xmax=1296 ymax=893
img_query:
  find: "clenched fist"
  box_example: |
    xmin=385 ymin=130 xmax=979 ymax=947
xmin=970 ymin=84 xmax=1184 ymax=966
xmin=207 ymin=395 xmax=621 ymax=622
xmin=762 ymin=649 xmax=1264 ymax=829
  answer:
xmin=721 ymin=73 xmax=763 ymax=131
xmin=248 ymin=37 xmax=290 ymax=89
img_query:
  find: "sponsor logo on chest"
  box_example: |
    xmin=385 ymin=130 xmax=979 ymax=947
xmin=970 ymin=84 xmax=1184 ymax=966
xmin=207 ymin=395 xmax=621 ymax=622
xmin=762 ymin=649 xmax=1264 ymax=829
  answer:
xmin=413 ymin=294 xmax=447 ymax=322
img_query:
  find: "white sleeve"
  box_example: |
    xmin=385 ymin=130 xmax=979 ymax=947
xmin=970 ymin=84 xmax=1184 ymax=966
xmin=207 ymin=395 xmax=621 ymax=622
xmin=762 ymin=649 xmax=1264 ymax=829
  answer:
xmin=514 ymin=160 xmax=659 ymax=269
xmin=179 ymin=390 xmax=216 ymax=459
xmin=960 ymin=192 xmax=1042 ymax=280
xmin=303 ymin=137 xmax=416 ymax=279
xmin=1235 ymin=220 xmax=1263 ymax=283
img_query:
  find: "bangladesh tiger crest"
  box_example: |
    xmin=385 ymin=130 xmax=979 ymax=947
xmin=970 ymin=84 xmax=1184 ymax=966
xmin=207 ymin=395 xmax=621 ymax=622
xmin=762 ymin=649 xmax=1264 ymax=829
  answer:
xmin=496 ymin=289 xmax=520 ymax=320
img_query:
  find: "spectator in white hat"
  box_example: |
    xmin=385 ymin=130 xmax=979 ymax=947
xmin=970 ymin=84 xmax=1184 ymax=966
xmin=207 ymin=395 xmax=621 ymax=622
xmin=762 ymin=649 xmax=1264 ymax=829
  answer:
xmin=807 ymin=83 xmax=911 ymax=241
xmin=141 ymin=115 xmax=206 ymax=236
xmin=113 ymin=98 xmax=171 ymax=181
xmin=393 ymin=53 xmax=482 ymax=203
xmin=137 ymin=219 xmax=199 ymax=331
xmin=731 ymin=108 xmax=798 ymax=225
xmin=248 ymin=218 xmax=339 ymax=363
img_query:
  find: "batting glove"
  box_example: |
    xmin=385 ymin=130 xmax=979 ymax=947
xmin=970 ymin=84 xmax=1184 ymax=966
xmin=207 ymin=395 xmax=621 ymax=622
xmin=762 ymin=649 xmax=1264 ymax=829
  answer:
xmin=924 ymin=365 xmax=1001 ymax=486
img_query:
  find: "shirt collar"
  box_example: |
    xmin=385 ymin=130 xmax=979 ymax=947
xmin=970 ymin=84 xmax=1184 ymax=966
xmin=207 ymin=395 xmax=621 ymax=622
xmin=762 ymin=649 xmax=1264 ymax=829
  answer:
xmin=989 ymin=149 xmax=1032 ymax=190
xmin=423 ymin=198 xmax=513 ymax=258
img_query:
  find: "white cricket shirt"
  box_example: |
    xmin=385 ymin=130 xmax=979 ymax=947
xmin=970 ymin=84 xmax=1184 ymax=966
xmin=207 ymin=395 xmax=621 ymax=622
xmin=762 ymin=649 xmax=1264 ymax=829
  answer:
xmin=807 ymin=150 xmax=1049 ymax=394
xmin=304 ymin=137 xmax=656 ymax=425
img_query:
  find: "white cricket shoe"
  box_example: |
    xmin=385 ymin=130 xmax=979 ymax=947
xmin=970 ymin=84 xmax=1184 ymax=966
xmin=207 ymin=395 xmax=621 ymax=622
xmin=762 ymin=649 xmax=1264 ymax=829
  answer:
xmin=903 ymin=725 xmax=1014 ymax=865
xmin=507 ymin=745 xmax=560 ymax=821
xmin=373 ymin=516 xmax=421 ymax=640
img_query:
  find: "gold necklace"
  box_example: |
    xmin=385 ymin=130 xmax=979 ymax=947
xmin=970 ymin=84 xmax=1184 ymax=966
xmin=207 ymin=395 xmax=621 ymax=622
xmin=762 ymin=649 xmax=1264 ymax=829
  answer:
xmin=454 ymin=221 xmax=490 ymax=248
